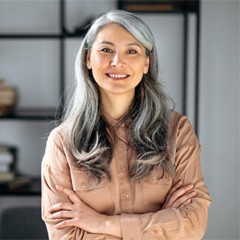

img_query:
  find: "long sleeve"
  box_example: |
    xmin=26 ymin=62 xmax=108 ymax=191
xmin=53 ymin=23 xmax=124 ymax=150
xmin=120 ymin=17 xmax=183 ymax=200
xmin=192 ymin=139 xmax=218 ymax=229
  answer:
xmin=42 ymin=113 xmax=211 ymax=240
xmin=41 ymin=128 xmax=120 ymax=240
xmin=119 ymin=115 xmax=211 ymax=240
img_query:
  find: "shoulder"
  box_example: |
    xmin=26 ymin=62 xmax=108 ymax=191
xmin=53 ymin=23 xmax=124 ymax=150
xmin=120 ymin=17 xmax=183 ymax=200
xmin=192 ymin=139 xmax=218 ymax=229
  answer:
xmin=42 ymin=124 xmax=71 ymax=172
xmin=44 ymin=124 xmax=68 ymax=161
xmin=47 ymin=124 xmax=67 ymax=147
xmin=168 ymin=111 xmax=199 ymax=148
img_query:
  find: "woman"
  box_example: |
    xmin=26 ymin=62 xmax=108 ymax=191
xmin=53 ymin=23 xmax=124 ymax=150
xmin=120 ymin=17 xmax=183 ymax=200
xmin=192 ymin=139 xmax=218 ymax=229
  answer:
xmin=42 ymin=10 xmax=211 ymax=239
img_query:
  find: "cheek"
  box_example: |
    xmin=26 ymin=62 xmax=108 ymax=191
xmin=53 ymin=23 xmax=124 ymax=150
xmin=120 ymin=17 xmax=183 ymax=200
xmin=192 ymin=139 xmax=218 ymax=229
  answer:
xmin=90 ymin=58 xmax=100 ymax=69
xmin=132 ymin=65 xmax=147 ymax=79
xmin=91 ymin=54 xmax=108 ymax=68
xmin=129 ymin=59 xmax=147 ymax=73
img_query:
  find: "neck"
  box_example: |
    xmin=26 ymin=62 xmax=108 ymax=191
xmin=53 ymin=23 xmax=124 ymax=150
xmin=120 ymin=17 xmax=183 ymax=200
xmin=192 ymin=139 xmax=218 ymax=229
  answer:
xmin=101 ymin=91 xmax=135 ymax=120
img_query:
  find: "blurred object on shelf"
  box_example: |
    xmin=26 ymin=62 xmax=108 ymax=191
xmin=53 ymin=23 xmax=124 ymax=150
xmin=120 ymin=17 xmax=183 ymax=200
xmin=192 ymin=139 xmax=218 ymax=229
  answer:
xmin=0 ymin=175 xmax=32 ymax=191
xmin=0 ymin=79 xmax=17 ymax=116
xmin=0 ymin=146 xmax=14 ymax=172
xmin=0 ymin=145 xmax=32 ymax=193
xmin=0 ymin=172 xmax=15 ymax=182
xmin=0 ymin=177 xmax=40 ymax=195
xmin=0 ymin=145 xmax=17 ymax=182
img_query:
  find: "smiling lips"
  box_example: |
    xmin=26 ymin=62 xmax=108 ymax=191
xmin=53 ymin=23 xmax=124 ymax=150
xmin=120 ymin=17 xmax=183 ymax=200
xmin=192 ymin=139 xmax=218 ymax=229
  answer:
xmin=106 ymin=73 xmax=129 ymax=80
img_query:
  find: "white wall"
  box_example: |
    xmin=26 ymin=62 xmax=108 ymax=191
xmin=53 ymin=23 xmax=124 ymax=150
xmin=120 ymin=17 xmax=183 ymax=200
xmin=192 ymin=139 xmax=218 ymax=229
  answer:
xmin=200 ymin=0 xmax=240 ymax=239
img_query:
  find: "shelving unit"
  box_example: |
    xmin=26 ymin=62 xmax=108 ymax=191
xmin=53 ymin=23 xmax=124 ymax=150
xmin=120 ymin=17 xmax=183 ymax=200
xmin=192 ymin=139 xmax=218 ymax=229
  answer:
xmin=0 ymin=0 xmax=200 ymax=196
xmin=0 ymin=1 xmax=67 ymax=195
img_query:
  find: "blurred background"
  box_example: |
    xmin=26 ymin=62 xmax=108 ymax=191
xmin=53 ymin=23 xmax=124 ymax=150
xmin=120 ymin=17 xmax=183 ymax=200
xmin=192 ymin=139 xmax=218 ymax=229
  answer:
xmin=0 ymin=0 xmax=239 ymax=239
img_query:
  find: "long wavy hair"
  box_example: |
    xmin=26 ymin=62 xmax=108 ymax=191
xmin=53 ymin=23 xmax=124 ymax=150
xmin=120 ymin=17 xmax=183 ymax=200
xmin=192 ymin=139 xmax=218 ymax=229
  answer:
xmin=62 ymin=10 xmax=175 ymax=182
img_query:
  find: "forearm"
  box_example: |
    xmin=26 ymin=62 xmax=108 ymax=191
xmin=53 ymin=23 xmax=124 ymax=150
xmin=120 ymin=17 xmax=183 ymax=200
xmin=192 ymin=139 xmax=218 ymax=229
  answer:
xmin=102 ymin=215 xmax=122 ymax=238
xmin=118 ymin=201 xmax=210 ymax=240
xmin=45 ymin=223 xmax=121 ymax=240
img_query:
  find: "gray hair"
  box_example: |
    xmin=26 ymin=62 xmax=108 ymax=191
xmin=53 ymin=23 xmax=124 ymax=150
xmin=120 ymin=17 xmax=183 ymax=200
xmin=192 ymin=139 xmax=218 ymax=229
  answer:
xmin=62 ymin=10 xmax=174 ymax=182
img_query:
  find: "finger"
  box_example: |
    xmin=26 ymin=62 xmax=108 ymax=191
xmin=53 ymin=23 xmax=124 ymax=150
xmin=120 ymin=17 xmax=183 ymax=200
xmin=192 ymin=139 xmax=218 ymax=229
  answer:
xmin=164 ymin=180 xmax=183 ymax=203
xmin=48 ymin=202 xmax=73 ymax=213
xmin=168 ymin=184 xmax=194 ymax=207
xmin=48 ymin=210 xmax=73 ymax=219
xmin=56 ymin=185 xmax=81 ymax=204
xmin=55 ymin=219 xmax=76 ymax=229
xmin=179 ymin=198 xmax=192 ymax=208
xmin=167 ymin=180 xmax=183 ymax=197
xmin=172 ymin=190 xmax=196 ymax=208
xmin=161 ymin=181 xmax=183 ymax=209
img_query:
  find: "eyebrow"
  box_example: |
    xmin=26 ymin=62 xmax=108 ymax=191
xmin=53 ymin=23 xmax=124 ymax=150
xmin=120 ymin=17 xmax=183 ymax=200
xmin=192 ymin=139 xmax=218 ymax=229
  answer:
xmin=98 ymin=41 xmax=142 ymax=48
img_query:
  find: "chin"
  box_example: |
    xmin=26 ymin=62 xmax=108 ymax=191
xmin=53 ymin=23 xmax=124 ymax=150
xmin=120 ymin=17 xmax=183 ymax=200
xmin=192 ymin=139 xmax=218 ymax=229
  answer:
xmin=103 ymin=87 xmax=135 ymax=96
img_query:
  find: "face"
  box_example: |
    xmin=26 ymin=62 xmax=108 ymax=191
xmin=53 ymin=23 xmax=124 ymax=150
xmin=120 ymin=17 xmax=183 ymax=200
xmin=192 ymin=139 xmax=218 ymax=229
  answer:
xmin=86 ymin=23 xmax=149 ymax=97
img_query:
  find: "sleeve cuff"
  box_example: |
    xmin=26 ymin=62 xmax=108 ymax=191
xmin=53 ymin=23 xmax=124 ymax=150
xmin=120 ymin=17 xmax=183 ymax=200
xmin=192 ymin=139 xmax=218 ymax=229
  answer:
xmin=120 ymin=214 xmax=142 ymax=240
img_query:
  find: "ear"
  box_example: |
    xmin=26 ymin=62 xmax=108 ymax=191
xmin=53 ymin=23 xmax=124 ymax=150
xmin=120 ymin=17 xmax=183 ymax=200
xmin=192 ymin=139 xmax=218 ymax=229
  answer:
xmin=86 ymin=51 xmax=92 ymax=69
xmin=143 ymin=57 xmax=150 ymax=74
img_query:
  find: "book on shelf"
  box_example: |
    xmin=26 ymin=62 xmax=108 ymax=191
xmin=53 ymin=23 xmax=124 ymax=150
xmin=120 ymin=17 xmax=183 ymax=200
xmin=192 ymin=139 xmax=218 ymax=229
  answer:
xmin=0 ymin=175 xmax=32 ymax=191
xmin=0 ymin=171 xmax=15 ymax=182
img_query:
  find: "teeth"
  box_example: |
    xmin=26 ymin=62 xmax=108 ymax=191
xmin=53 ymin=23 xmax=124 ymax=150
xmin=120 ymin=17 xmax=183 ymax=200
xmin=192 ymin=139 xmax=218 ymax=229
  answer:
xmin=108 ymin=74 xmax=128 ymax=79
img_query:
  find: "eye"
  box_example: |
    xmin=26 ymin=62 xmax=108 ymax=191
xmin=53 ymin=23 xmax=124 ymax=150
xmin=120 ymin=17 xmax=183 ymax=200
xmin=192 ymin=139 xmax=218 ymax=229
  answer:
xmin=100 ymin=48 xmax=113 ymax=53
xmin=128 ymin=49 xmax=137 ymax=54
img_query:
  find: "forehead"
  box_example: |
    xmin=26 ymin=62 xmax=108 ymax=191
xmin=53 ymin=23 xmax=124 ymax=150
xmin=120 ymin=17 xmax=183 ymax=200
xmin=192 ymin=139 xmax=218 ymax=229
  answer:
xmin=94 ymin=23 xmax=138 ymax=44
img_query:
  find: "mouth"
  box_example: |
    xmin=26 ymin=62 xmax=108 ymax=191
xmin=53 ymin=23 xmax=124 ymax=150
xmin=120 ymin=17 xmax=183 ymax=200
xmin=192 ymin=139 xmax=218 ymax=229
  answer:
xmin=106 ymin=73 xmax=129 ymax=80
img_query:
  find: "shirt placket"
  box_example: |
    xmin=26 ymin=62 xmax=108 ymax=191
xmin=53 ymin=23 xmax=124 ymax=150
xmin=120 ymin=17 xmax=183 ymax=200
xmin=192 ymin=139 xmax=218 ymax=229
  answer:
xmin=115 ymin=127 xmax=133 ymax=213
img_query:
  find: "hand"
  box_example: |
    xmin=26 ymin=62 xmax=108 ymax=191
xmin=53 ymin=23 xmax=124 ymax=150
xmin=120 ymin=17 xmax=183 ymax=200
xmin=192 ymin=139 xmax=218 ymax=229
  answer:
xmin=47 ymin=185 xmax=106 ymax=234
xmin=161 ymin=180 xmax=196 ymax=210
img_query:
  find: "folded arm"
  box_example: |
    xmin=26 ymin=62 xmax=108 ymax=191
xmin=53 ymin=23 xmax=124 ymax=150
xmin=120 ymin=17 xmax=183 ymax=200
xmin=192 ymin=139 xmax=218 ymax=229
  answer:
xmin=42 ymin=118 xmax=211 ymax=240
xmin=118 ymin=117 xmax=211 ymax=239
xmin=46 ymin=180 xmax=196 ymax=238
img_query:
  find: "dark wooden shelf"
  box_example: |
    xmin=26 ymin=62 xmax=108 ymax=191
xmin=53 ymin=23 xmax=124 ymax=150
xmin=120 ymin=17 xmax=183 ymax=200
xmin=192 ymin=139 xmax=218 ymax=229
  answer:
xmin=0 ymin=178 xmax=41 ymax=196
xmin=0 ymin=31 xmax=84 ymax=39
xmin=0 ymin=34 xmax=62 ymax=39
xmin=119 ymin=0 xmax=199 ymax=13
xmin=0 ymin=108 xmax=59 ymax=120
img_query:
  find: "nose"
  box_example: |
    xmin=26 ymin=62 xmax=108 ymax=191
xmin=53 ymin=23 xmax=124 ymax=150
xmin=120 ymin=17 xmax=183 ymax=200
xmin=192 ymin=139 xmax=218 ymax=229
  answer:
xmin=110 ymin=52 xmax=124 ymax=67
